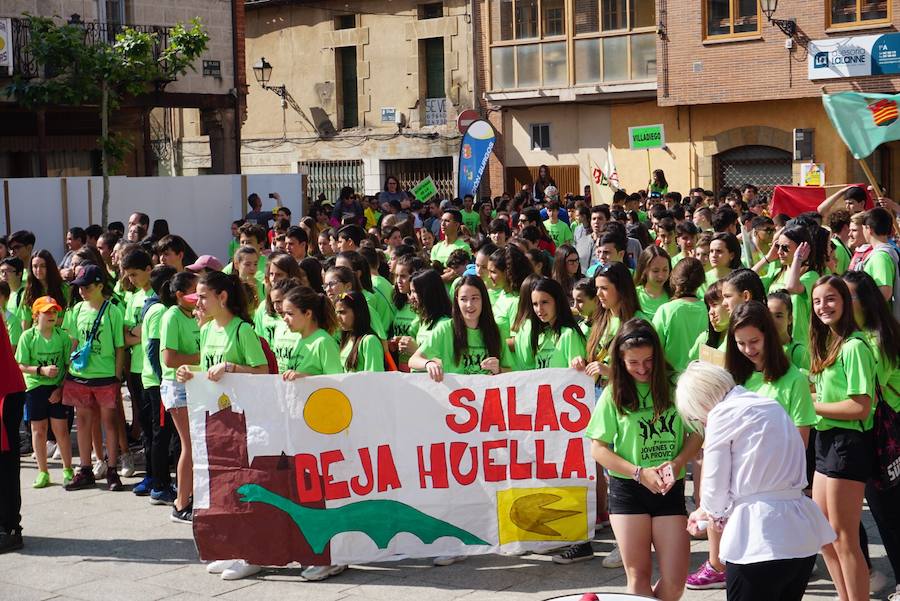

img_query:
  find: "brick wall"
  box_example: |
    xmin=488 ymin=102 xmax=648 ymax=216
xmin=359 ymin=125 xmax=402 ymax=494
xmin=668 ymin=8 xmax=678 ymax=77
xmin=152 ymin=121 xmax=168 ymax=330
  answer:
xmin=474 ymin=0 xmax=505 ymax=196
xmin=662 ymin=0 xmax=900 ymax=106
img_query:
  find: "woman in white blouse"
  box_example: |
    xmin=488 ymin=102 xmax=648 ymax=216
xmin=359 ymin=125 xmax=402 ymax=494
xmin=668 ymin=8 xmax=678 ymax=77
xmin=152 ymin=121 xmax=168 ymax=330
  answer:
xmin=675 ymin=362 xmax=835 ymax=601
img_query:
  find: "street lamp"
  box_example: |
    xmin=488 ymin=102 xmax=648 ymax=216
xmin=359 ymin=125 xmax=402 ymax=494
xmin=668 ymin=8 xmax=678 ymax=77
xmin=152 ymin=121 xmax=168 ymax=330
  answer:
xmin=759 ymin=0 xmax=797 ymax=37
xmin=252 ymin=57 xmax=286 ymax=99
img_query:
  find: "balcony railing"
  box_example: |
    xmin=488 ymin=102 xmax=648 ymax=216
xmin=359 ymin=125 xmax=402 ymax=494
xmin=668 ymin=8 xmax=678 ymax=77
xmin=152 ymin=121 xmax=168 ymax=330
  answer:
xmin=7 ymin=16 xmax=172 ymax=80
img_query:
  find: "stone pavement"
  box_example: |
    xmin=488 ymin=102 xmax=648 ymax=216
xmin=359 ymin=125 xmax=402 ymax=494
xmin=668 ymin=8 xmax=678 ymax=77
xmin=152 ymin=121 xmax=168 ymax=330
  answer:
xmin=3 ymin=450 xmax=892 ymax=601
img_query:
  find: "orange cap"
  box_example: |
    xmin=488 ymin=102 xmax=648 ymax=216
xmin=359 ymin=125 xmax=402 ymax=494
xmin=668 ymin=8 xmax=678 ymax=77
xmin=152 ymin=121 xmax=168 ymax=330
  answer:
xmin=31 ymin=296 xmax=62 ymax=316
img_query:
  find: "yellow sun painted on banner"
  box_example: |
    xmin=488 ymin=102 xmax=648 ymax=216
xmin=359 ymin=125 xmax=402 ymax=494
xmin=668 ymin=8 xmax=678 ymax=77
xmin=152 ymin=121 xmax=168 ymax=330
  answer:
xmin=304 ymin=388 xmax=353 ymax=434
xmin=218 ymin=393 xmax=232 ymax=410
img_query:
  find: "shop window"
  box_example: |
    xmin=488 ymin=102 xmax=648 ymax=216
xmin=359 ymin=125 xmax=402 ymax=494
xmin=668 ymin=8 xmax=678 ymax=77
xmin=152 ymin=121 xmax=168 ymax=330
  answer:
xmin=715 ymin=146 xmax=791 ymax=197
xmin=704 ymin=0 xmax=759 ymax=39
xmin=531 ymin=124 xmax=551 ymax=150
xmin=827 ymin=0 xmax=889 ymax=28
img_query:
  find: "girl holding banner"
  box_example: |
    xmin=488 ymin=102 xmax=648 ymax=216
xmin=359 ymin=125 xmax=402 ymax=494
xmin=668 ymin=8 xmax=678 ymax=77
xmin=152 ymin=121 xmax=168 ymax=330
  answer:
xmin=584 ymin=319 xmax=702 ymax=601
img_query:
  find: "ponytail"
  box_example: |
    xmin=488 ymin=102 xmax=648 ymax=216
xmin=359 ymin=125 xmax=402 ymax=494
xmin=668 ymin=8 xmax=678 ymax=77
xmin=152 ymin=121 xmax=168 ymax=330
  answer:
xmin=160 ymin=271 xmax=197 ymax=307
xmin=285 ymin=286 xmax=337 ymax=333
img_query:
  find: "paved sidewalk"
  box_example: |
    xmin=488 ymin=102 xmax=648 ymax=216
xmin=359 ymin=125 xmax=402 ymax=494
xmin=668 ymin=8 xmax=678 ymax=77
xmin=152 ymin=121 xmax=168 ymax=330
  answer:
xmin=3 ymin=451 xmax=892 ymax=601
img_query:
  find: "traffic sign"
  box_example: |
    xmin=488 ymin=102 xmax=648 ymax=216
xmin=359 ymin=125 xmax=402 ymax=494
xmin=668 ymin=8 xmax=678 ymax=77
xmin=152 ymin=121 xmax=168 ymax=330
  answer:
xmin=457 ymin=109 xmax=480 ymax=134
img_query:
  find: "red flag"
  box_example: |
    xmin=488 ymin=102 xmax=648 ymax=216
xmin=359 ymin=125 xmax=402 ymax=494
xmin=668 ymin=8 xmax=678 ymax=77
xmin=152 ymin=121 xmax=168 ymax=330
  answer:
xmin=770 ymin=184 xmax=874 ymax=218
xmin=0 ymin=315 xmax=25 ymax=452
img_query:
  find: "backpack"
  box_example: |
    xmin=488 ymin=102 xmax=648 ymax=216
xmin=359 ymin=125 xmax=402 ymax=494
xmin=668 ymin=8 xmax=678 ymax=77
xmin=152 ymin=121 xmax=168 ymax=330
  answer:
xmin=858 ymin=243 xmax=900 ymax=322
xmin=239 ymin=321 xmax=279 ymax=374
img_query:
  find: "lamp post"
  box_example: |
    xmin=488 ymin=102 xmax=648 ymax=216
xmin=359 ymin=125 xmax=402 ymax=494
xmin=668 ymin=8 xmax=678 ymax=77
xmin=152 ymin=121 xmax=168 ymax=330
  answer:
xmin=759 ymin=0 xmax=797 ymax=37
xmin=252 ymin=57 xmax=287 ymax=99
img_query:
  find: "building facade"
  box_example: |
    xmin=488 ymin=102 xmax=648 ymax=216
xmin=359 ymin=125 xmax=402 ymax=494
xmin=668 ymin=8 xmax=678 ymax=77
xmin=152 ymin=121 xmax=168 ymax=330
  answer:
xmin=178 ymin=0 xmax=476 ymax=202
xmin=0 ymin=0 xmax=245 ymax=178
xmin=477 ymin=0 xmax=900 ymax=198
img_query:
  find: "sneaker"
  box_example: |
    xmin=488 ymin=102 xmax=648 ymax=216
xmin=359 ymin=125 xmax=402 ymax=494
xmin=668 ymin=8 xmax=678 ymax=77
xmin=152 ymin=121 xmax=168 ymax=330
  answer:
xmin=119 ymin=452 xmax=136 ymax=478
xmin=52 ymin=445 xmax=63 ymax=460
xmin=92 ymin=458 xmax=108 ymax=480
xmin=171 ymin=503 xmax=193 ymax=524
xmin=870 ymin=569 xmax=889 ymax=593
xmin=207 ymin=559 xmax=238 ymax=574
xmin=432 ymin=555 xmax=466 ymax=567
xmin=301 ymin=564 xmax=346 ymax=581
xmin=552 ymin=542 xmax=595 ymax=565
xmin=886 ymin=585 xmax=900 ymax=601
xmin=685 ymin=560 xmax=726 ymax=589
xmin=46 ymin=441 xmax=58 ymax=459
xmin=107 ymin=470 xmax=124 ymax=491
xmin=132 ymin=477 xmax=153 ymax=496
xmin=62 ymin=467 xmax=74 ymax=487
xmin=602 ymin=544 xmax=624 ymax=568
xmin=150 ymin=487 xmax=177 ymax=506
xmin=32 ymin=471 xmax=50 ymax=489
xmin=220 ymin=560 xmax=261 ymax=580
xmin=64 ymin=467 xmax=96 ymax=491
xmin=0 ymin=530 xmax=23 ymax=554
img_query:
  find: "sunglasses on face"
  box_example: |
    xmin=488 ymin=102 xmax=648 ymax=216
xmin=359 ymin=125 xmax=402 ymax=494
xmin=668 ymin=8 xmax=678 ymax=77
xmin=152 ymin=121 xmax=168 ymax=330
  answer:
xmin=775 ymin=243 xmax=792 ymax=252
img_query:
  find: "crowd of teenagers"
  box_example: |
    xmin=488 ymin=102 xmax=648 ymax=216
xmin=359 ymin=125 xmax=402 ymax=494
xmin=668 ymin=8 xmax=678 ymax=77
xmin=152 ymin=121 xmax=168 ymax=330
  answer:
xmin=0 ymin=172 xmax=899 ymax=600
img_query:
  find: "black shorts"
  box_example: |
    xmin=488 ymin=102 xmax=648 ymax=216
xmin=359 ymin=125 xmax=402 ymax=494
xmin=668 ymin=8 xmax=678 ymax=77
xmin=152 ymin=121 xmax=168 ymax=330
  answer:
xmin=608 ymin=475 xmax=687 ymax=517
xmin=25 ymin=384 xmax=73 ymax=422
xmin=815 ymin=427 xmax=873 ymax=483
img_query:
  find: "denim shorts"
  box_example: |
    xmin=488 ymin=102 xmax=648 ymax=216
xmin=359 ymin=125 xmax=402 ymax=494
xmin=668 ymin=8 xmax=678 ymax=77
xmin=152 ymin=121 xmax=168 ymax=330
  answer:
xmin=160 ymin=379 xmax=188 ymax=410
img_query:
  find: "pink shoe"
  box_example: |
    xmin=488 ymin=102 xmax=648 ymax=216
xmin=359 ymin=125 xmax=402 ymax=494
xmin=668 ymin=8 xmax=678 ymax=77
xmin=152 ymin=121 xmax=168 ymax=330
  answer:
xmin=685 ymin=561 xmax=726 ymax=589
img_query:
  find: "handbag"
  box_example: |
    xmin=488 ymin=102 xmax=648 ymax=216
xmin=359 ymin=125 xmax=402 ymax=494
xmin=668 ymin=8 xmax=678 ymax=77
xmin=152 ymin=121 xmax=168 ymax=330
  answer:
xmin=69 ymin=300 xmax=109 ymax=372
xmin=871 ymin=379 xmax=900 ymax=491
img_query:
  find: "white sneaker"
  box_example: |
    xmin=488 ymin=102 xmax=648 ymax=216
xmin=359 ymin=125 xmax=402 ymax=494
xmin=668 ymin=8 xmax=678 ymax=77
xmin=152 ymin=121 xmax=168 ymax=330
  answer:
xmin=601 ymin=544 xmax=623 ymax=568
xmin=119 ymin=452 xmax=135 ymax=478
xmin=221 ymin=560 xmax=261 ymax=581
xmin=46 ymin=441 xmax=58 ymax=459
xmin=432 ymin=555 xmax=466 ymax=566
xmin=92 ymin=459 xmax=108 ymax=480
xmin=301 ymin=564 xmax=346 ymax=581
xmin=870 ymin=569 xmax=889 ymax=593
xmin=52 ymin=444 xmax=63 ymax=460
xmin=206 ymin=559 xmax=238 ymax=574
xmin=886 ymin=584 xmax=900 ymax=601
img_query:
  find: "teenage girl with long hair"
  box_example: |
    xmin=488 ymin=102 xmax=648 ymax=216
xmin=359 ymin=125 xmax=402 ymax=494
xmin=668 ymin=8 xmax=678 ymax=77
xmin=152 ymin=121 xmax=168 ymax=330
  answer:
xmin=633 ymin=245 xmax=671 ymax=320
xmin=688 ymin=281 xmax=729 ymax=361
xmin=21 ymin=250 xmax=68 ymax=328
xmin=389 ymin=255 xmax=427 ymax=370
xmin=767 ymin=291 xmax=809 ymax=372
xmin=551 ymin=244 xmax=583 ymax=303
xmin=652 ymin=258 xmax=707 ymax=374
xmin=336 ymin=290 xmax=385 ymax=372
xmin=572 ymin=278 xmax=598 ymax=335
xmin=809 ymin=275 xmax=875 ymax=601
xmin=703 ymin=233 xmax=742 ymax=295
xmin=585 ymin=319 xmax=702 ymax=600
xmin=254 ymin=252 xmax=303 ymax=344
xmin=408 ymin=268 xmax=452 ymax=351
xmin=488 ymin=245 xmax=532 ymax=346
xmin=517 ymin=277 xmax=585 ymax=369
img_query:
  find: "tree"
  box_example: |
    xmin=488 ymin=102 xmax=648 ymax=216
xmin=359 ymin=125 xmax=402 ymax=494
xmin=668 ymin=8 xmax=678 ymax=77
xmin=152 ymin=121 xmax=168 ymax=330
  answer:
xmin=6 ymin=15 xmax=209 ymax=225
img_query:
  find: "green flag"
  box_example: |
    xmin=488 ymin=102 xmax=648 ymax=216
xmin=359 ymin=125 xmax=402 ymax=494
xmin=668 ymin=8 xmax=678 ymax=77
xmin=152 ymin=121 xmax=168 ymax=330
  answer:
xmin=823 ymin=91 xmax=900 ymax=159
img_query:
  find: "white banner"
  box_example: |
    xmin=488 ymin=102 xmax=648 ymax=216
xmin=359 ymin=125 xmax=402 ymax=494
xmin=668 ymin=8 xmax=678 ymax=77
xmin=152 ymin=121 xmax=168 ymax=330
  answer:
xmin=0 ymin=19 xmax=12 ymax=76
xmin=185 ymin=369 xmax=597 ymax=566
xmin=808 ymin=31 xmax=900 ymax=80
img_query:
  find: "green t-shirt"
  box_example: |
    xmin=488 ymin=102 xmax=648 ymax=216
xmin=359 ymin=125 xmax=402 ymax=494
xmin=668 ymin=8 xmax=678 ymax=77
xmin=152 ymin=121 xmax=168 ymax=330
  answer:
xmin=419 ymin=318 xmax=514 ymax=375
xmin=125 ymin=287 xmax=149 ymax=374
xmin=414 ymin=315 xmax=450 ymax=349
xmin=271 ymin=320 xmax=303 ymax=374
xmin=253 ymin=303 xmax=282 ymax=345
xmin=814 ymin=331 xmax=876 ymax=432
xmin=785 ymin=340 xmax=810 ymax=372
xmin=5 ymin=308 xmax=22 ymax=347
xmin=140 ymin=302 xmax=166 ymax=389
xmin=513 ymin=319 xmax=536 ymax=371
xmin=461 ymin=209 xmax=480 ymax=233
xmin=831 ymin=238 xmax=851 ymax=276
xmin=363 ymin=289 xmax=390 ymax=340
xmin=863 ymin=247 xmax=896 ymax=290
xmin=289 ymin=328 xmax=343 ymax=375
xmin=652 ymin=298 xmax=707 ymax=374
xmin=228 ymin=238 xmax=240 ymax=260
xmin=63 ymin=300 xmax=125 ymax=380
xmin=744 ymin=365 xmax=816 ymax=427
xmin=372 ymin=275 xmax=396 ymax=318
xmin=768 ymin=269 xmax=819 ymax=352
xmin=199 ymin=316 xmax=267 ymax=371
xmin=391 ymin=304 xmax=419 ymax=338
xmin=15 ymin=326 xmax=70 ymax=390
xmin=636 ymin=286 xmax=669 ymax=320
xmin=492 ymin=289 xmax=519 ymax=337
xmin=159 ymin=305 xmax=200 ymax=381
xmin=430 ymin=238 xmax=471 ymax=267
xmin=341 ymin=333 xmax=385 ymax=372
xmin=544 ymin=219 xmax=574 ymax=247
xmin=585 ymin=381 xmax=686 ymax=480
xmin=522 ymin=325 xmax=585 ymax=369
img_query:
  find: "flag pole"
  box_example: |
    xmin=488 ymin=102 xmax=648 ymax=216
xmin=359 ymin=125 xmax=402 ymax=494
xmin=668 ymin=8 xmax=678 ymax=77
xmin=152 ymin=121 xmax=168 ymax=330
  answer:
xmin=857 ymin=158 xmax=884 ymax=199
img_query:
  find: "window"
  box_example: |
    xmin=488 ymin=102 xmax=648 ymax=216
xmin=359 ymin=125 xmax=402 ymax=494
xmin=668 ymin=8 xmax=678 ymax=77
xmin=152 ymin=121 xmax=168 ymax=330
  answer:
xmin=828 ymin=0 xmax=889 ymax=28
xmin=423 ymin=37 xmax=446 ymax=125
xmin=335 ymin=14 xmax=356 ymax=30
xmin=704 ymin=0 xmax=759 ymax=38
xmin=419 ymin=2 xmax=443 ymax=19
xmin=531 ymin=124 xmax=551 ymax=150
xmin=715 ymin=146 xmax=791 ymax=197
xmin=338 ymin=46 xmax=358 ymax=128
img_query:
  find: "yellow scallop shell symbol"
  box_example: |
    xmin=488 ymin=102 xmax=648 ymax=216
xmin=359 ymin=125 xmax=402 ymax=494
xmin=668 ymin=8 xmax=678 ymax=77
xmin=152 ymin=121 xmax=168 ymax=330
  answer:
xmin=304 ymin=388 xmax=352 ymax=434
xmin=218 ymin=393 xmax=232 ymax=410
